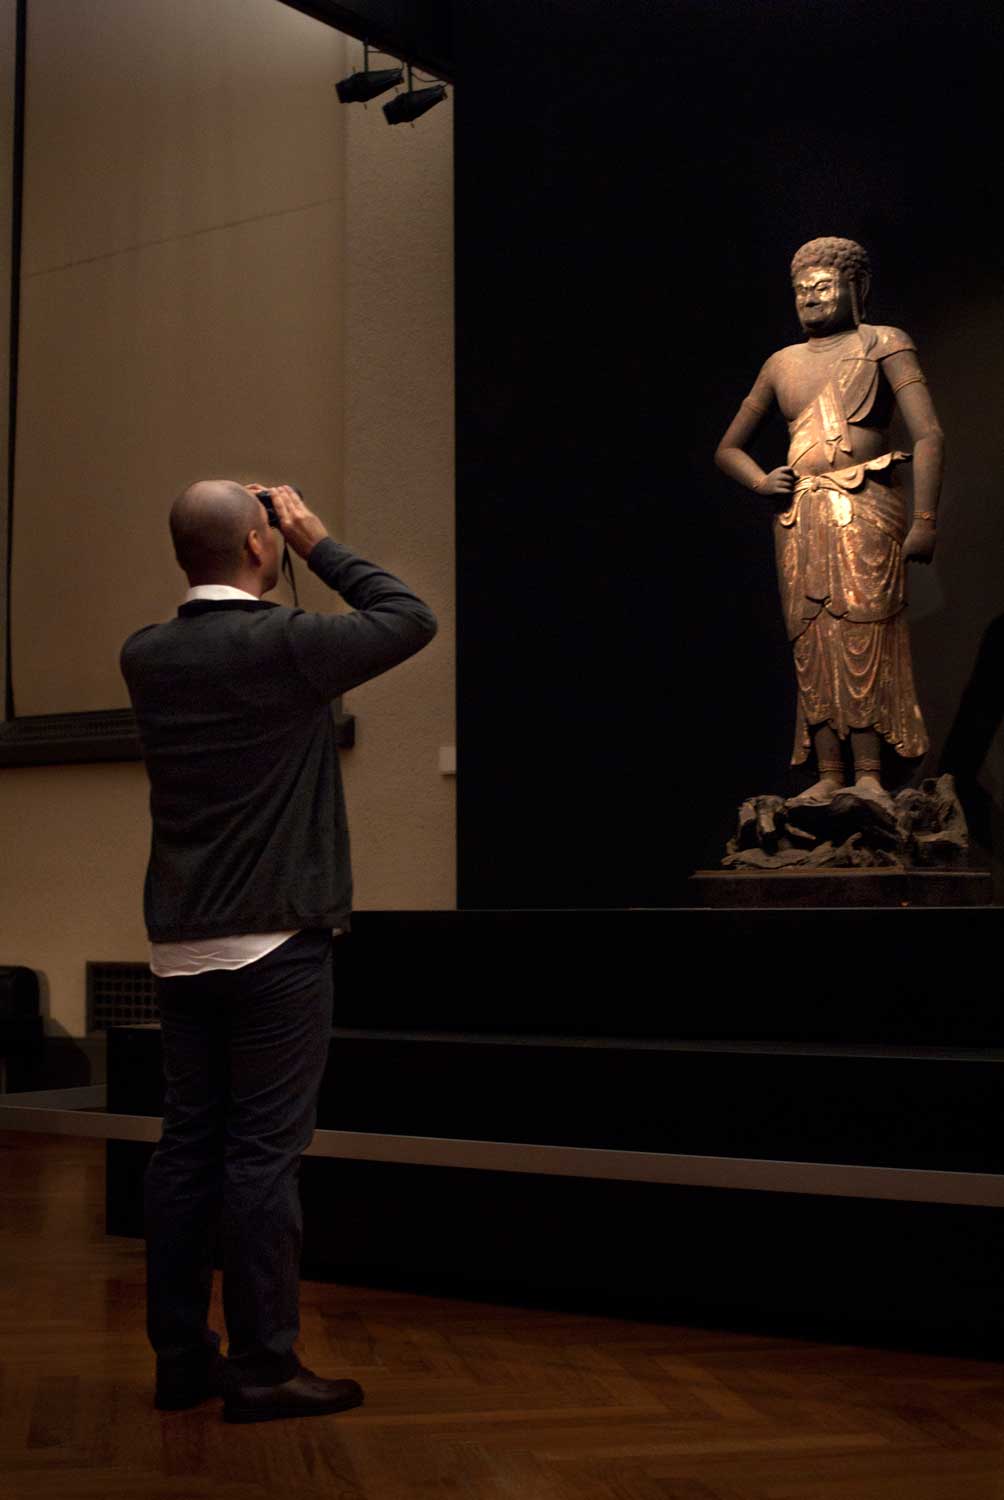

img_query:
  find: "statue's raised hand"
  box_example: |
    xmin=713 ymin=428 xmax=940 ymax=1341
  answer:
xmin=755 ymin=466 xmax=796 ymax=498
xmin=903 ymin=519 xmax=936 ymax=565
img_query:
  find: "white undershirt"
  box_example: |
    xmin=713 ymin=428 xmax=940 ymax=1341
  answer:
xmin=148 ymin=583 xmax=300 ymax=978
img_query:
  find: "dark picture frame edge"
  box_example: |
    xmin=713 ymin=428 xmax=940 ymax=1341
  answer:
xmin=0 ymin=705 xmax=354 ymax=768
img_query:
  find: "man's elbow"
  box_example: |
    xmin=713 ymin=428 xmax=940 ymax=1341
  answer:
xmin=414 ymin=604 xmax=438 ymax=646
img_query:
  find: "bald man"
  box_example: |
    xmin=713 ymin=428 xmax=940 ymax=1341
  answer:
xmin=121 ymin=480 xmax=437 ymax=1423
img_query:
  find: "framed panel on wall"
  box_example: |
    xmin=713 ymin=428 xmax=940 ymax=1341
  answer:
xmin=0 ymin=0 xmax=452 ymax=769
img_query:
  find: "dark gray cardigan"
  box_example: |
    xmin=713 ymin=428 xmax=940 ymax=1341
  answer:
xmin=120 ymin=537 xmax=437 ymax=943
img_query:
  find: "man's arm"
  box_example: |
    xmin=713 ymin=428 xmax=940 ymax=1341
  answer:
xmin=270 ymin=486 xmax=438 ymax=698
xmin=881 ymin=347 xmax=945 ymax=566
xmin=714 ymin=359 xmax=794 ymax=499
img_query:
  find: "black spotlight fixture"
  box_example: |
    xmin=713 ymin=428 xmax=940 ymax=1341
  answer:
xmin=382 ymin=64 xmax=447 ymax=125
xmin=335 ymin=43 xmax=403 ymax=104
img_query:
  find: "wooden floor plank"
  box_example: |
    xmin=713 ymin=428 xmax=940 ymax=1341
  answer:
xmin=0 ymin=1131 xmax=1001 ymax=1500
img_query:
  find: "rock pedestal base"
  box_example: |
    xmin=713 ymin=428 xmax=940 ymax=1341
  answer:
xmin=721 ymin=773 xmax=968 ymax=872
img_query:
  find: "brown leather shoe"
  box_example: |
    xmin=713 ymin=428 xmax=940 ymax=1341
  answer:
xmin=223 ymin=1369 xmax=364 ymax=1424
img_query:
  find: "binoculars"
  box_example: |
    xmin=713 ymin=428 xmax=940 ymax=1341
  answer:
xmin=256 ymin=486 xmax=303 ymax=529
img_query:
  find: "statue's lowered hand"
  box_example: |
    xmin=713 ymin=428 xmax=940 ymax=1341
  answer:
xmin=903 ymin=520 xmax=937 ymax=565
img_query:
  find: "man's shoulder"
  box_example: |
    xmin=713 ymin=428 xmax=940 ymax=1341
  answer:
xmin=120 ymin=620 xmax=161 ymax=661
xmin=120 ymin=604 xmax=290 ymax=667
xmin=125 ymin=602 xmax=285 ymax=637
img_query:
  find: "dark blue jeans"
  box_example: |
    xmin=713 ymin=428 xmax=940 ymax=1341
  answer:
xmin=145 ymin=928 xmax=334 ymax=1389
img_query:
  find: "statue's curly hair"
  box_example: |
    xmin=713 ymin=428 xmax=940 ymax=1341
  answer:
xmin=790 ymin=236 xmax=871 ymax=285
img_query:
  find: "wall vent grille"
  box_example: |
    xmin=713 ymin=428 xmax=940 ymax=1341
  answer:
xmin=87 ymin=962 xmax=158 ymax=1031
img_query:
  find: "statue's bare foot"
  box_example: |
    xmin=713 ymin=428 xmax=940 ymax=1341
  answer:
xmin=832 ymin=775 xmax=896 ymax=819
xmin=850 ymin=774 xmax=895 ymax=810
xmin=787 ymin=777 xmax=844 ymax=809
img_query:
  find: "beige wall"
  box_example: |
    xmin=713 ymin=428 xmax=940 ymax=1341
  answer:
xmin=12 ymin=0 xmax=349 ymax=707
xmin=0 ymin=8 xmax=455 ymax=1036
xmin=0 ymin=0 xmax=14 ymax=709
xmin=340 ymin=40 xmax=455 ymax=915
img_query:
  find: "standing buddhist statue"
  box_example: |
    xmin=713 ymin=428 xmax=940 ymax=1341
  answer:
xmin=715 ymin=237 xmax=944 ymax=805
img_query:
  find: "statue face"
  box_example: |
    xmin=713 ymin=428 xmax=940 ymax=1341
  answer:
xmin=793 ymin=264 xmax=855 ymax=335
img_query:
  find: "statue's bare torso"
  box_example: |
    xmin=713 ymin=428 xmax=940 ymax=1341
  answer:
xmin=756 ymin=332 xmax=902 ymax=471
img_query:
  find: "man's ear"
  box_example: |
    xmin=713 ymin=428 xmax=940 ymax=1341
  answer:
xmin=246 ymin=528 xmax=266 ymax=566
xmin=852 ymin=272 xmax=870 ymax=324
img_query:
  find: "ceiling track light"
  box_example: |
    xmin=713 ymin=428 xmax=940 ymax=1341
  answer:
xmin=335 ymin=42 xmax=403 ymax=104
xmin=382 ymin=63 xmax=448 ymax=126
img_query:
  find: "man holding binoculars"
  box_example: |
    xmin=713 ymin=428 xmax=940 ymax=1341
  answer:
xmin=121 ymin=478 xmax=437 ymax=1423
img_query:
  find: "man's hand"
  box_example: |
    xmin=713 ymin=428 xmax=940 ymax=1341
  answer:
xmin=903 ymin=518 xmax=936 ymax=565
xmin=273 ymin=487 xmax=331 ymax=560
xmin=755 ymin=465 xmax=797 ymax=497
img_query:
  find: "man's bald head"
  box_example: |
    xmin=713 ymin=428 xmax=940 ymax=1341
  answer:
xmin=169 ymin=479 xmax=267 ymax=583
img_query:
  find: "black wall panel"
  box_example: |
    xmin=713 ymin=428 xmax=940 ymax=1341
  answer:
xmin=454 ymin=1 xmax=1002 ymax=906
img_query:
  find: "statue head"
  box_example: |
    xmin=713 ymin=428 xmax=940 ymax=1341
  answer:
xmin=790 ymin=236 xmax=871 ymax=335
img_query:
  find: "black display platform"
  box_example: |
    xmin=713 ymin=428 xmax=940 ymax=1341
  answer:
xmin=109 ymin=1028 xmax=999 ymax=1176
xmin=690 ymin=868 xmax=995 ymax=909
xmin=105 ymin=908 xmax=1004 ymax=1355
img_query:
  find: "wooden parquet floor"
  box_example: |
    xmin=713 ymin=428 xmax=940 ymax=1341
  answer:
xmin=0 ymin=1132 xmax=1001 ymax=1500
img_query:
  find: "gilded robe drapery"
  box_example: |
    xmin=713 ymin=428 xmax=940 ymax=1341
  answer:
xmin=773 ymin=325 xmax=929 ymax=764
